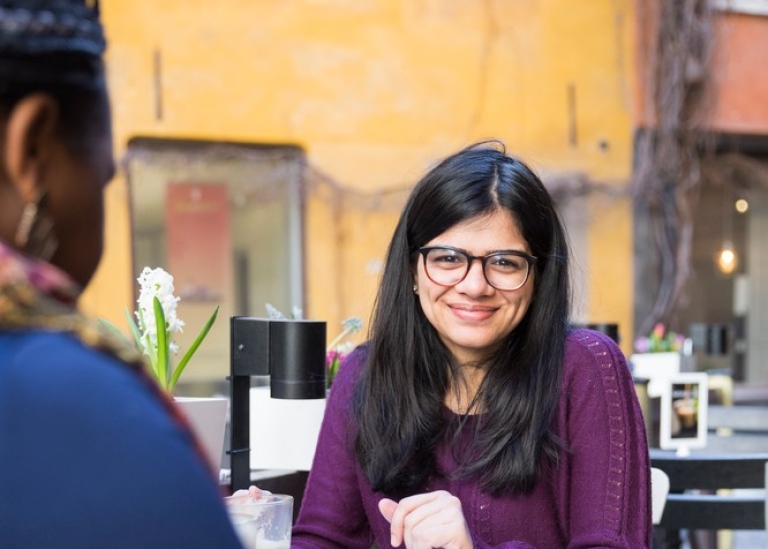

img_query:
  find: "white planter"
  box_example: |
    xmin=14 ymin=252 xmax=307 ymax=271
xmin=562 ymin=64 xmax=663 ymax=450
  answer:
xmin=249 ymin=386 xmax=326 ymax=471
xmin=630 ymin=352 xmax=681 ymax=398
xmin=174 ymin=396 xmax=228 ymax=471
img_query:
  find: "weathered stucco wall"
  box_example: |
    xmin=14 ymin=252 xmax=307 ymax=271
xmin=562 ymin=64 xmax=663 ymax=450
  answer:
xmin=86 ymin=0 xmax=637 ymax=359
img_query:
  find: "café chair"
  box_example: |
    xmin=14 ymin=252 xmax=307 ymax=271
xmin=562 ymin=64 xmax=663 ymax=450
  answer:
xmin=706 ymin=373 xmax=734 ymax=406
xmin=708 ymin=404 xmax=768 ymax=436
xmin=651 ymin=467 xmax=670 ymax=525
xmin=706 ymin=405 xmax=768 ymax=453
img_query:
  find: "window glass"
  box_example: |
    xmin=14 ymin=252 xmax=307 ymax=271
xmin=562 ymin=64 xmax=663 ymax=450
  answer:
xmin=126 ymin=139 xmax=304 ymax=393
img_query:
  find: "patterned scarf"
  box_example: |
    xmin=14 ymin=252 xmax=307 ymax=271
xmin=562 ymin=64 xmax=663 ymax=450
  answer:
xmin=0 ymin=240 xmax=217 ymax=480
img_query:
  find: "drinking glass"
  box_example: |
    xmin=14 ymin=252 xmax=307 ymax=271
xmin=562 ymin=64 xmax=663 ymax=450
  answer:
xmin=224 ymin=493 xmax=293 ymax=549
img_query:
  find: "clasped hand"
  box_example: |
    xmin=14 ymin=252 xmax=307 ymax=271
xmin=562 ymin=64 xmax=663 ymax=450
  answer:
xmin=232 ymin=487 xmax=473 ymax=549
xmin=378 ymin=490 xmax=474 ymax=549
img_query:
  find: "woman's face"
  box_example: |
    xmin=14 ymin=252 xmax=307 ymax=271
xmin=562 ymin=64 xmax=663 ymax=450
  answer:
xmin=45 ymin=96 xmax=114 ymax=288
xmin=415 ymin=209 xmax=535 ymax=365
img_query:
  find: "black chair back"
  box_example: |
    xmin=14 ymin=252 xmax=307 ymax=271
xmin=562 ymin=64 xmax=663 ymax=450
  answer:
xmin=708 ymin=404 xmax=768 ymax=434
xmin=705 ymin=405 xmax=768 ymax=453
xmin=650 ymin=451 xmax=768 ymax=531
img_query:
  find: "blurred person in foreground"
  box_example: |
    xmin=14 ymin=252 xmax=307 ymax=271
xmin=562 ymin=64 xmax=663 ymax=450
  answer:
xmin=0 ymin=1 xmax=241 ymax=547
xmin=290 ymin=142 xmax=651 ymax=547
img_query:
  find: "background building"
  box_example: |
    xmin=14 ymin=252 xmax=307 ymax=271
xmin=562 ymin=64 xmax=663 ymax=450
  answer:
xmin=634 ymin=0 xmax=768 ymax=385
xmin=84 ymin=0 xmax=767 ymax=389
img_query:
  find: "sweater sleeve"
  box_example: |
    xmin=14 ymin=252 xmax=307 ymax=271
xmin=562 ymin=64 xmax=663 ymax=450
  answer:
xmin=292 ymin=346 xmax=375 ymax=549
xmin=560 ymin=330 xmax=652 ymax=548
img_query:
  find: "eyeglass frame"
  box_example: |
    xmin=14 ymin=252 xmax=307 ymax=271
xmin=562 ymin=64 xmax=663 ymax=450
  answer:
xmin=417 ymin=246 xmax=538 ymax=291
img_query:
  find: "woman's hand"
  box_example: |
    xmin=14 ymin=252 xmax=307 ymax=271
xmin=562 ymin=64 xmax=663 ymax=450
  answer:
xmin=378 ymin=490 xmax=474 ymax=549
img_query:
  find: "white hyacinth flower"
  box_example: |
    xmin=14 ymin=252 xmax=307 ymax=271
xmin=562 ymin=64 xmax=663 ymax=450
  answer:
xmin=123 ymin=266 xmax=219 ymax=393
xmin=136 ymin=267 xmax=184 ymax=357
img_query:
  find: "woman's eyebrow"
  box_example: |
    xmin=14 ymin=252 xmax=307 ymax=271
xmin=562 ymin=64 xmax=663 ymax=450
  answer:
xmin=431 ymin=245 xmax=528 ymax=255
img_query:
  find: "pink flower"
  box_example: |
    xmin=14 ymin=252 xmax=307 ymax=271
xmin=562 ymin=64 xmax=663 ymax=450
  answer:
xmin=634 ymin=337 xmax=651 ymax=353
xmin=635 ymin=323 xmax=686 ymax=353
xmin=326 ymin=349 xmax=345 ymax=390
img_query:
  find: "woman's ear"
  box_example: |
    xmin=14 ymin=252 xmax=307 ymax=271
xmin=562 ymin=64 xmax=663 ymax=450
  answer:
xmin=4 ymin=93 xmax=59 ymax=203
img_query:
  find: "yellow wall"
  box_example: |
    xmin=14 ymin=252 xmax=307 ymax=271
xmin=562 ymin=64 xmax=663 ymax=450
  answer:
xmin=86 ymin=0 xmax=637 ymax=359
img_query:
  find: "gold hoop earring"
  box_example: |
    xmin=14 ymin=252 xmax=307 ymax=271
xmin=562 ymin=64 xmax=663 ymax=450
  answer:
xmin=14 ymin=195 xmax=58 ymax=261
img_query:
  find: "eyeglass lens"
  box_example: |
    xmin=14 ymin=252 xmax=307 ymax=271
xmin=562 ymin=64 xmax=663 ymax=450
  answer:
xmin=422 ymin=247 xmax=531 ymax=290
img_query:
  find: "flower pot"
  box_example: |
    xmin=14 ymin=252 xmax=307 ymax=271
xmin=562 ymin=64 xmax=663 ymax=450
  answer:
xmin=249 ymin=386 xmax=326 ymax=471
xmin=630 ymin=352 xmax=681 ymax=398
xmin=174 ymin=396 xmax=228 ymax=471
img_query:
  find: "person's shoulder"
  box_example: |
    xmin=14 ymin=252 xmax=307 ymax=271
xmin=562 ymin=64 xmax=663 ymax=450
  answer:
xmin=0 ymin=330 xmax=243 ymax=549
xmin=329 ymin=342 xmax=368 ymax=392
xmin=565 ymin=327 xmax=622 ymax=354
xmin=563 ymin=328 xmax=629 ymax=382
xmin=0 ymin=329 xmax=165 ymax=428
xmin=0 ymin=330 xmax=205 ymax=482
xmin=2 ymin=329 xmax=119 ymax=360
xmin=558 ymin=329 xmax=638 ymax=418
xmin=0 ymin=330 xmax=140 ymax=390
xmin=324 ymin=342 xmax=369 ymax=416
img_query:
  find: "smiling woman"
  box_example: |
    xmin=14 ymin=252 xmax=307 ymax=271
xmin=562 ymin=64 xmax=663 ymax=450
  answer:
xmin=415 ymin=211 xmax=537 ymax=369
xmin=290 ymin=141 xmax=652 ymax=548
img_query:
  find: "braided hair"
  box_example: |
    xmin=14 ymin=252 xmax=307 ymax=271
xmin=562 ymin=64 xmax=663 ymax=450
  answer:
xmin=0 ymin=0 xmax=108 ymax=154
xmin=0 ymin=0 xmax=105 ymax=89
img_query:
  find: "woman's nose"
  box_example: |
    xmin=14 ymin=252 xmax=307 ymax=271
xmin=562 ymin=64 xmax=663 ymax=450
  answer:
xmin=455 ymin=260 xmax=493 ymax=295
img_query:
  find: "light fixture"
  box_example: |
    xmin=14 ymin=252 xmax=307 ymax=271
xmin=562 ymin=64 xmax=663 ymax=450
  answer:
xmin=715 ymin=241 xmax=738 ymax=275
xmin=229 ymin=317 xmax=327 ymax=491
xmin=735 ymin=198 xmax=749 ymax=214
xmin=715 ymin=185 xmax=738 ymax=275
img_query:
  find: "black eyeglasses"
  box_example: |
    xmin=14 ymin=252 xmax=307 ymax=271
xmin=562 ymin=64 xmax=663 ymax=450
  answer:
xmin=418 ymin=246 xmax=537 ymax=291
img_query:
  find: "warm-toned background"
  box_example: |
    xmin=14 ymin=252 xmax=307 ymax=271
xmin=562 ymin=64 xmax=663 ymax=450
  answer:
xmin=83 ymin=0 xmax=768 ymax=387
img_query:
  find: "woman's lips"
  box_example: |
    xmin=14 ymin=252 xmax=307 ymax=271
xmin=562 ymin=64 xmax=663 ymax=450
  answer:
xmin=449 ymin=304 xmax=497 ymax=321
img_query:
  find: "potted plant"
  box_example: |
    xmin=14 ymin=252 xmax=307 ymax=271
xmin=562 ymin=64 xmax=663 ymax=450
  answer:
xmin=325 ymin=316 xmax=363 ymax=390
xmin=630 ymin=323 xmax=686 ymax=398
xmin=105 ymin=267 xmax=225 ymax=471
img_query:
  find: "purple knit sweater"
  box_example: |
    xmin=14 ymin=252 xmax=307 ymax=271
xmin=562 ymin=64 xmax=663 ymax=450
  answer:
xmin=293 ymin=329 xmax=651 ymax=548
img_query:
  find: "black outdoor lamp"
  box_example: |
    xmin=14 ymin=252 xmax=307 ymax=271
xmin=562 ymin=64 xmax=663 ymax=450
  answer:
xmin=228 ymin=316 xmax=327 ymax=491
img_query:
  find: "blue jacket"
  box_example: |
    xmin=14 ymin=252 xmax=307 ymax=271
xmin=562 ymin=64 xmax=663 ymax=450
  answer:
xmin=0 ymin=331 xmax=242 ymax=548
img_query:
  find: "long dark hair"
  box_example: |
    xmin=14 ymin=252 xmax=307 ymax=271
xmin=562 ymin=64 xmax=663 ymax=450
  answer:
xmin=354 ymin=141 xmax=571 ymax=498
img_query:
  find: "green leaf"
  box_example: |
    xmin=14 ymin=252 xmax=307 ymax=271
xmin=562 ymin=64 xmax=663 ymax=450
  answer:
xmin=326 ymin=355 xmax=341 ymax=389
xmin=143 ymin=332 xmax=159 ymax=380
xmin=124 ymin=307 xmax=144 ymax=351
xmin=99 ymin=318 xmax=129 ymax=342
xmin=168 ymin=306 xmax=219 ymax=392
xmin=120 ymin=308 xmax=160 ymax=380
xmin=153 ymin=296 xmax=169 ymax=391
